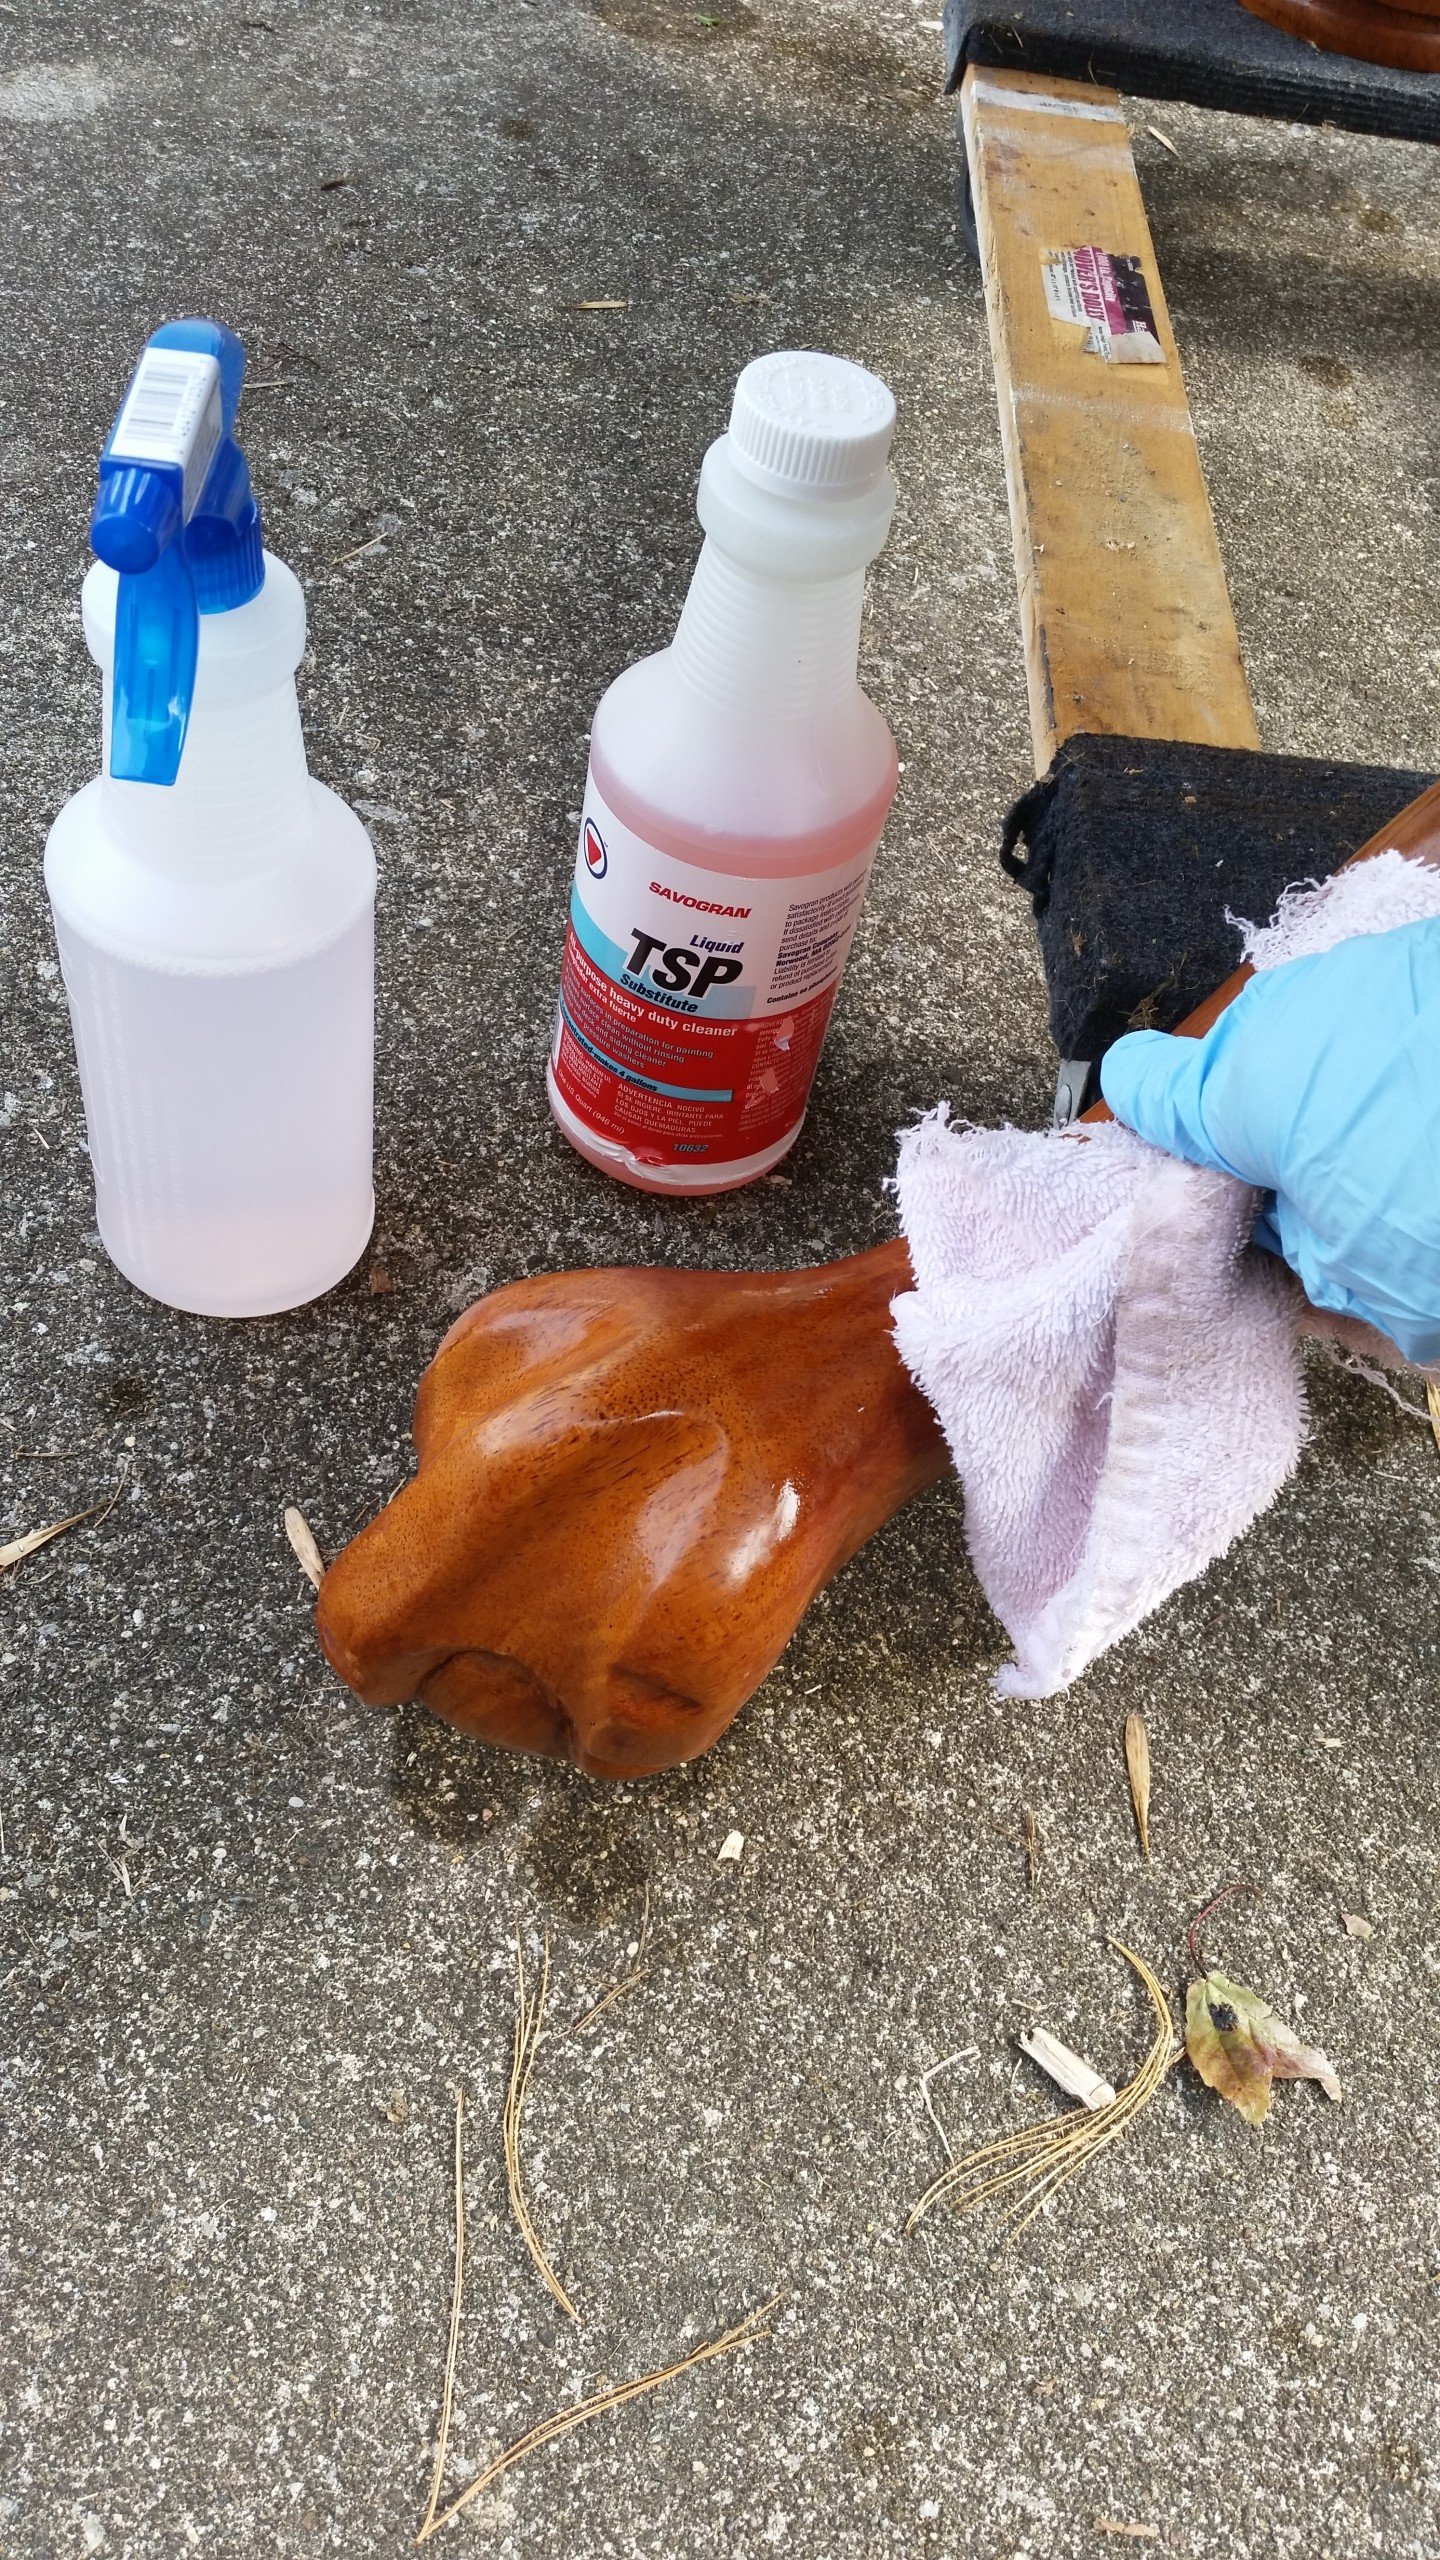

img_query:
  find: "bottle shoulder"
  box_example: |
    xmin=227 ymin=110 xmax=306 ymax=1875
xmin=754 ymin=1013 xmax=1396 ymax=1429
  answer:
xmin=590 ymin=651 xmax=897 ymax=876
xmin=45 ymin=777 xmax=376 ymax=972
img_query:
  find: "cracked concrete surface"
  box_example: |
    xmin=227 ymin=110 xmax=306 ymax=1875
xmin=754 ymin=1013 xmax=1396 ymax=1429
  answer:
xmin=1 ymin=4 xmax=1438 ymax=2554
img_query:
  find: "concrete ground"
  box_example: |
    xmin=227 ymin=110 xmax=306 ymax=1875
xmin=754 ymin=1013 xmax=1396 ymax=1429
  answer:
xmin=2 ymin=4 xmax=1439 ymax=2554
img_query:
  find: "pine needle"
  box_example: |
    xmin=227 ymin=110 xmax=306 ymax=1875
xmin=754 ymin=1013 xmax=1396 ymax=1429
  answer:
xmin=0 ymin=1508 xmax=98 ymax=1572
xmin=418 ymin=2090 xmax=467 ymax=2540
xmin=571 ymin=1877 xmax=655 ymax=2032
xmin=905 ymin=1941 xmax=1175 ymax=2245
xmin=1125 ymin=1714 xmax=1152 ymax=1858
xmin=570 ymin=1969 xmax=651 ymax=2034
xmin=415 ymin=2296 xmax=781 ymax=2542
xmin=0 ymin=1464 xmax=129 ymax=1573
xmin=504 ymin=1930 xmax=577 ymax=2320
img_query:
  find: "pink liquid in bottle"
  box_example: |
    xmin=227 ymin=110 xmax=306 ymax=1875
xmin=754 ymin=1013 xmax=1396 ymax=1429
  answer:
xmin=547 ymin=351 xmax=899 ymax=1196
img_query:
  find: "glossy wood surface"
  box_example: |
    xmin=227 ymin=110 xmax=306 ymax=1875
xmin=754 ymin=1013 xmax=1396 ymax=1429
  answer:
xmin=317 ymin=1245 xmax=945 ymax=1778
xmin=1240 ymin=0 xmax=1440 ymax=68
xmin=319 ymin=780 xmax=1440 ymax=1775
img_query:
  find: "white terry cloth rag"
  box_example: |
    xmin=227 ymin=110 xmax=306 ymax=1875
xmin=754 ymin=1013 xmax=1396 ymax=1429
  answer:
xmin=890 ymin=850 xmax=1440 ymax=1700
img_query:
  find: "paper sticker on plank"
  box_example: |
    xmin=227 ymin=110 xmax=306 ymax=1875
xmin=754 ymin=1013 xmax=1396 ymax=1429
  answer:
xmin=1042 ymin=248 xmax=1165 ymax=366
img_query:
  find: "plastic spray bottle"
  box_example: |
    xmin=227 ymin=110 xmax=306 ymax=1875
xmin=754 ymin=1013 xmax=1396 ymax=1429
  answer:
xmin=548 ymin=349 xmax=899 ymax=1193
xmin=44 ymin=320 xmax=376 ymax=1317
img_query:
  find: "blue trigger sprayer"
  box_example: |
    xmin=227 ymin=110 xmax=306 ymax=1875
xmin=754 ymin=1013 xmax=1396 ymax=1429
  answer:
xmin=91 ymin=319 xmax=260 ymax=786
xmin=44 ymin=319 xmax=377 ymax=1317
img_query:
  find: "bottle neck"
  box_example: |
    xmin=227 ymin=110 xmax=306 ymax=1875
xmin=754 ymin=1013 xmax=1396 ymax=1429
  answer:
xmin=99 ymin=672 xmax=314 ymax=871
xmin=671 ymin=539 xmax=867 ymax=717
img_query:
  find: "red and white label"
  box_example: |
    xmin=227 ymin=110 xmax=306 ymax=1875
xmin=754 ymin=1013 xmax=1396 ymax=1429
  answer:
xmin=551 ymin=778 xmax=878 ymax=1171
xmin=1041 ymin=246 xmax=1164 ymax=366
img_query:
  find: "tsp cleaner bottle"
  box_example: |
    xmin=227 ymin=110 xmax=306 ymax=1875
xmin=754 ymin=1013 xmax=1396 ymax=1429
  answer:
xmin=44 ymin=320 xmax=376 ymax=1316
xmin=548 ymin=349 xmax=899 ymax=1193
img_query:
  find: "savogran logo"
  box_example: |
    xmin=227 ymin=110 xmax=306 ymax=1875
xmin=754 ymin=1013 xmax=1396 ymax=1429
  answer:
xmin=583 ymin=818 xmax=607 ymax=879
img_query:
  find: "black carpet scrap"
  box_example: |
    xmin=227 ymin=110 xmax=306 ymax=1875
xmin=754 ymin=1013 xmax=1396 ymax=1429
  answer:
xmin=1001 ymin=733 xmax=1437 ymax=1065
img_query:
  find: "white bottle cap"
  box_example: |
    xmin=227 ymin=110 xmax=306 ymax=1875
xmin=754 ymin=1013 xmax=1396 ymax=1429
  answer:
xmin=726 ymin=350 xmax=896 ymax=501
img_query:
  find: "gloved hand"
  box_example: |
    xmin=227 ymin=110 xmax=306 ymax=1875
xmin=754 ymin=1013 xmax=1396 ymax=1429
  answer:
xmin=1100 ymin=915 xmax=1440 ymax=1367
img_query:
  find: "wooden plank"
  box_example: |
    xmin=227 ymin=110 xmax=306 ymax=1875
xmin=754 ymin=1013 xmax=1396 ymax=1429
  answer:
xmin=961 ymin=65 xmax=1261 ymax=770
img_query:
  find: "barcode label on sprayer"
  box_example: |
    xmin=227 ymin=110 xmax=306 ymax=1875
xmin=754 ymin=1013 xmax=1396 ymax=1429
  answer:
xmin=108 ymin=347 xmax=223 ymax=513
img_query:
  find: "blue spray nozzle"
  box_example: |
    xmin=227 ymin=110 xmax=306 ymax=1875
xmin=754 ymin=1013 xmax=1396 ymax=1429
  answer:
xmin=92 ymin=319 xmax=265 ymax=786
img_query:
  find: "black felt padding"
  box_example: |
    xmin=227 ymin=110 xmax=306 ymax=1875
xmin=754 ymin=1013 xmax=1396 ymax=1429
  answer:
xmin=1000 ymin=733 xmax=1437 ymax=1064
xmin=944 ymin=0 xmax=1440 ymax=147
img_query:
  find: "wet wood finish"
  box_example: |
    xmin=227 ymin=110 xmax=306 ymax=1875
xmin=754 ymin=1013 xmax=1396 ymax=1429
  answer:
xmin=317 ymin=1247 xmax=946 ymax=1779
xmin=318 ymin=784 xmax=1440 ymax=1777
xmin=961 ymin=65 xmax=1261 ymax=767
xmin=1241 ymin=0 xmax=1440 ymax=71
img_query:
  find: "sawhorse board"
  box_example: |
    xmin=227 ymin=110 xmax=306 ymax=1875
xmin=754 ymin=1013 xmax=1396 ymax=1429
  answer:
xmin=959 ymin=64 xmax=1261 ymax=774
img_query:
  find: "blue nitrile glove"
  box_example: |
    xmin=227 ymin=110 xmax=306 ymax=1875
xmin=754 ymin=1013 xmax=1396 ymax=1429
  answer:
xmin=1100 ymin=916 xmax=1440 ymax=1366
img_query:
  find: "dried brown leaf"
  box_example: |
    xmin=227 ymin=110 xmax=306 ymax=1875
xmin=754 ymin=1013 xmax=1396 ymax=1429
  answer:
xmin=1428 ymin=1377 xmax=1440 ymax=1456
xmin=1124 ymin=1713 xmax=1151 ymax=1858
xmin=1185 ymin=1971 xmax=1341 ymax=2127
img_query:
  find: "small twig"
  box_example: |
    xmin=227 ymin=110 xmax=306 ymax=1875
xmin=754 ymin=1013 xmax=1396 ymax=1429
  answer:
xmin=1019 ymin=2026 xmax=1115 ymax=2112
xmin=1187 ymin=1879 xmax=1260 ymax=1974
xmin=1023 ymin=1805 xmax=1042 ymax=1891
xmin=418 ymin=2091 xmax=467 ymax=2539
xmin=415 ymin=2297 xmax=781 ymax=2542
xmin=504 ymin=1931 xmax=577 ymax=2320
